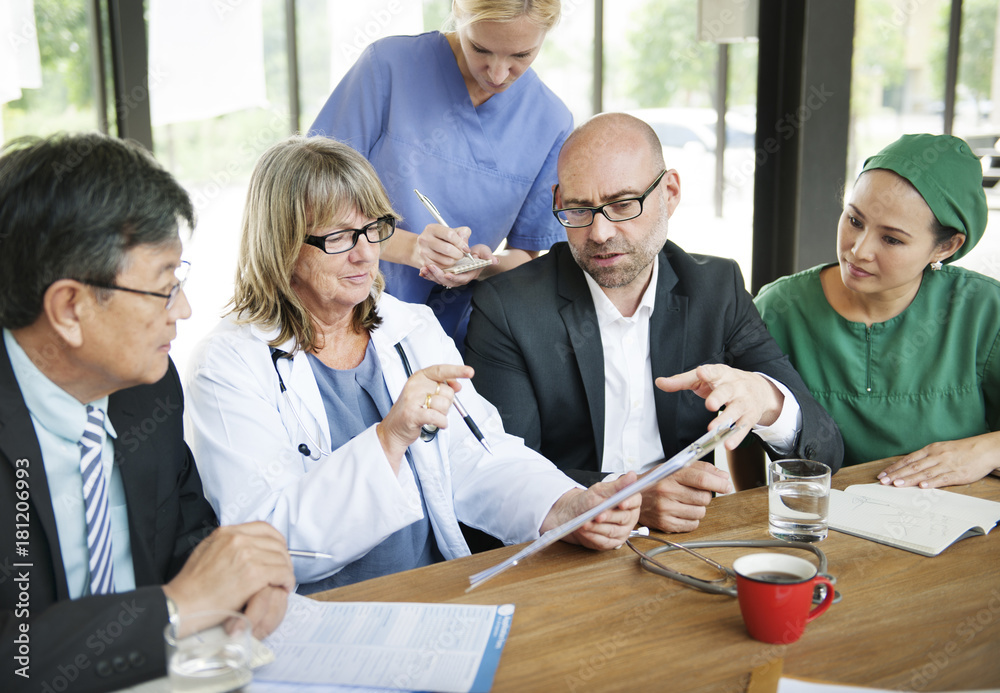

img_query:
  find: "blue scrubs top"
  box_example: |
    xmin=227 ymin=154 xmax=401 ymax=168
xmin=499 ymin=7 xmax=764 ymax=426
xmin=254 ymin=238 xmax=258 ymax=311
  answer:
xmin=309 ymin=31 xmax=573 ymax=344
xmin=299 ymin=341 xmax=442 ymax=592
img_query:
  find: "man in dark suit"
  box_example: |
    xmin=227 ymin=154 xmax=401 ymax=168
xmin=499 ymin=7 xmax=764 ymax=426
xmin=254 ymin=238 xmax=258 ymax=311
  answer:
xmin=0 ymin=134 xmax=295 ymax=692
xmin=466 ymin=113 xmax=843 ymax=534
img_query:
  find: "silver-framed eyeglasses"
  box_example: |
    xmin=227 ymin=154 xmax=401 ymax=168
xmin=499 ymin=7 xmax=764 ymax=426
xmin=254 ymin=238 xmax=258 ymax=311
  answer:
xmin=81 ymin=260 xmax=190 ymax=310
xmin=552 ymin=170 xmax=667 ymax=228
xmin=303 ymin=216 xmax=396 ymax=254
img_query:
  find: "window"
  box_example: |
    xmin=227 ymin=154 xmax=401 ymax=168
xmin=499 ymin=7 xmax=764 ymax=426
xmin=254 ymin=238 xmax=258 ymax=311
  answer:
xmin=851 ymin=0 xmax=999 ymax=280
xmin=1 ymin=1 xmax=107 ymax=141
xmin=603 ymin=0 xmax=758 ymax=284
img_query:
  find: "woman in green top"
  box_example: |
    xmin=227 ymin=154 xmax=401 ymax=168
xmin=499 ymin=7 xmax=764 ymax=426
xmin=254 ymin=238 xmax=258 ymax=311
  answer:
xmin=755 ymin=134 xmax=999 ymax=487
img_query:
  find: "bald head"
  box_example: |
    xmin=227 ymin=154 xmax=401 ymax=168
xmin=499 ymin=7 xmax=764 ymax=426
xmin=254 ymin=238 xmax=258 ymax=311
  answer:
xmin=559 ymin=113 xmax=666 ymax=177
xmin=551 ymin=113 xmax=681 ymax=313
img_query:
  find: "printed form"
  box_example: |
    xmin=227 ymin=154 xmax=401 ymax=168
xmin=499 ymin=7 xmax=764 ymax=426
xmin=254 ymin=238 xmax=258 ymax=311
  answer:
xmin=256 ymin=593 xmax=514 ymax=693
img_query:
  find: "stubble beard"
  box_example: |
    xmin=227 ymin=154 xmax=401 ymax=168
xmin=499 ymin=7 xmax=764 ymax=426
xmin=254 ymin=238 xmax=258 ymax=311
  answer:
xmin=571 ymin=210 xmax=670 ymax=289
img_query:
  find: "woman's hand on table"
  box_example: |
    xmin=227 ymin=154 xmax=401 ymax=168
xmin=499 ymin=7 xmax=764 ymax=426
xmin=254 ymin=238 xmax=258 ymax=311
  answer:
xmin=876 ymin=432 xmax=1000 ymax=488
xmin=543 ymin=472 xmax=642 ymax=550
xmin=376 ymin=363 xmax=472 ymax=470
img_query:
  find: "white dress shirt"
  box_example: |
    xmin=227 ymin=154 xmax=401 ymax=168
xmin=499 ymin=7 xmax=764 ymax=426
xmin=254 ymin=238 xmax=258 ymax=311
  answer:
xmin=581 ymin=257 xmax=802 ymax=476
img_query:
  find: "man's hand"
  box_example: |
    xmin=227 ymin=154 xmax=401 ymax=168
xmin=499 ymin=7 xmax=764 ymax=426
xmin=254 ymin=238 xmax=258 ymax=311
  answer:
xmin=542 ymin=472 xmax=641 ymax=550
xmin=876 ymin=432 xmax=1000 ymax=489
xmin=656 ymin=364 xmax=784 ymax=449
xmin=638 ymin=461 xmax=734 ymax=532
xmin=163 ymin=522 xmax=295 ymax=638
xmin=242 ymin=586 xmax=290 ymax=639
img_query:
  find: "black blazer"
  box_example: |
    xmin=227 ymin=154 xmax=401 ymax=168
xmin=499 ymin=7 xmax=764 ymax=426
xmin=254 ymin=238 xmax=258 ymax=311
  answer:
xmin=467 ymin=241 xmax=844 ymax=486
xmin=0 ymin=338 xmax=218 ymax=692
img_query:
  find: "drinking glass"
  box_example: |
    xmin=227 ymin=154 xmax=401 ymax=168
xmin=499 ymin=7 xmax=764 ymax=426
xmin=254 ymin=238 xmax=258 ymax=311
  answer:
xmin=768 ymin=459 xmax=831 ymax=542
xmin=164 ymin=610 xmax=252 ymax=692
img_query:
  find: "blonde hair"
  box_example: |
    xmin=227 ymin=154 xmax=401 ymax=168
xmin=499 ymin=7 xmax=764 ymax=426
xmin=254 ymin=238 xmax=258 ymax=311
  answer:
xmin=230 ymin=136 xmax=399 ymax=353
xmin=447 ymin=0 xmax=561 ymax=31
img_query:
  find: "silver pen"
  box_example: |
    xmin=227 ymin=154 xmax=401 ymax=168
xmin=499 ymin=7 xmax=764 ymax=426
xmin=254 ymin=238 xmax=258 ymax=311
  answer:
xmin=288 ymin=549 xmax=334 ymax=560
xmin=413 ymin=188 xmax=449 ymax=227
xmin=411 ymin=189 xmax=494 ymax=455
xmin=413 ymin=189 xmax=489 ymax=273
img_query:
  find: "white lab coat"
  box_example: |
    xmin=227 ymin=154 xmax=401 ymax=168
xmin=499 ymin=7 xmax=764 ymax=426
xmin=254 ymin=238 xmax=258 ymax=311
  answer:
xmin=185 ymin=294 xmax=579 ymax=584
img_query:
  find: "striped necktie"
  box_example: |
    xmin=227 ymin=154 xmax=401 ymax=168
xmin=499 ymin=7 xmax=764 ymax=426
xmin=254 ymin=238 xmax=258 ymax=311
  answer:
xmin=78 ymin=405 xmax=115 ymax=595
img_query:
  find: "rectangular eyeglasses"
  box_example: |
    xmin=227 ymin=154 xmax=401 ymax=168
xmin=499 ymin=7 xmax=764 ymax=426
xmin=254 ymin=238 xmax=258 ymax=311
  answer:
xmin=82 ymin=260 xmax=190 ymax=310
xmin=552 ymin=170 xmax=667 ymax=228
xmin=303 ymin=216 xmax=396 ymax=254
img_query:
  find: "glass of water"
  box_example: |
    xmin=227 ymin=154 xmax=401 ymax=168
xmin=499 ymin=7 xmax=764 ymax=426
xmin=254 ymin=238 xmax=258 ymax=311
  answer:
xmin=768 ymin=459 xmax=831 ymax=542
xmin=164 ymin=610 xmax=252 ymax=692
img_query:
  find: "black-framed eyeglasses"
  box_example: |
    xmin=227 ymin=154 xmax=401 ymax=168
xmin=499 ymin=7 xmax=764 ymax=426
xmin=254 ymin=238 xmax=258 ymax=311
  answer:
xmin=303 ymin=216 xmax=396 ymax=255
xmin=81 ymin=260 xmax=191 ymax=310
xmin=552 ymin=170 xmax=668 ymax=228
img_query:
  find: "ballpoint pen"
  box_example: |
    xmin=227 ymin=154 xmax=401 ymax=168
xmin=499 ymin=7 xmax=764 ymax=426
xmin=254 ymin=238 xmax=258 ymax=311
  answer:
xmin=451 ymin=396 xmax=494 ymax=455
xmin=288 ymin=549 xmax=335 ymax=559
xmin=394 ymin=342 xmax=493 ymax=455
xmin=413 ymin=189 xmax=491 ymax=274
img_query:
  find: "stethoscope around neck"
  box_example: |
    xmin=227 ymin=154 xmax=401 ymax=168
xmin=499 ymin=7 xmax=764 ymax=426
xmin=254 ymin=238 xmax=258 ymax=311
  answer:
xmin=269 ymin=342 xmax=437 ymax=460
xmin=270 ymin=347 xmax=331 ymax=460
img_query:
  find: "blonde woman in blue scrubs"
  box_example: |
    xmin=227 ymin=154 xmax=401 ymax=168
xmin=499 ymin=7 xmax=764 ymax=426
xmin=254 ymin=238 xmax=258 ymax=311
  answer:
xmin=309 ymin=0 xmax=571 ymax=346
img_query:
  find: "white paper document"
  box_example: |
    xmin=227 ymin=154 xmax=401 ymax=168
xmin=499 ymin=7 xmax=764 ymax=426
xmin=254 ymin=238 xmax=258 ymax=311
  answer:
xmin=828 ymin=484 xmax=1000 ymax=556
xmin=257 ymin=594 xmax=514 ymax=693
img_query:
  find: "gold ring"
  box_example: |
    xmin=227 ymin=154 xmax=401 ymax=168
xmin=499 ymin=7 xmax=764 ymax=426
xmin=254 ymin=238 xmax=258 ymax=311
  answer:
xmin=423 ymin=394 xmax=434 ymax=409
xmin=434 ymin=383 xmax=441 ymax=396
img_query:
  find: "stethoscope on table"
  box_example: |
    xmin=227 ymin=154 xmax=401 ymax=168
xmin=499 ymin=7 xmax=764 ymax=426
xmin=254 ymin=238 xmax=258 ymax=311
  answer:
xmin=626 ymin=534 xmax=842 ymax=604
xmin=269 ymin=342 xmax=438 ymax=460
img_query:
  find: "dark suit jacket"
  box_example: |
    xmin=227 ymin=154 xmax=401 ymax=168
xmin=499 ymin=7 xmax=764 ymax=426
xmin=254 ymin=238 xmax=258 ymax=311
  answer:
xmin=466 ymin=241 xmax=844 ymax=486
xmin=0 ymin=338 xmax=218 ymax=692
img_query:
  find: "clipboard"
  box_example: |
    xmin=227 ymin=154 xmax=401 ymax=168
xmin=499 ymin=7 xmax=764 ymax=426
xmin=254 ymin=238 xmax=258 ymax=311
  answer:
xmin=467 ymin=421 xmax=742 ymax=591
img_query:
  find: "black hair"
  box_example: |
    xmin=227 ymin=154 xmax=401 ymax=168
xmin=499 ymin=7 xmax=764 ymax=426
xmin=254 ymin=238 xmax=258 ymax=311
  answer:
xmin=0 ymin=133 xmax=194 ymax=329
xmin=929 ymin=216 xmax=962 ymax=248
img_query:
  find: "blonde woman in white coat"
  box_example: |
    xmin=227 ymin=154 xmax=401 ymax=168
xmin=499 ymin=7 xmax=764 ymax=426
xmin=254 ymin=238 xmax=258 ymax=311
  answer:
xmin=186 ymin=136 xmax=640 ymax=593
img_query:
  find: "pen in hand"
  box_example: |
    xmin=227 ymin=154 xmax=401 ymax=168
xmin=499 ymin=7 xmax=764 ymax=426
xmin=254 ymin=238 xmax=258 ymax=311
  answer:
xmin=394 ymin=341 xmax=493 ymax=454
xmin=413 ymin=189 xmax=490 ymax=273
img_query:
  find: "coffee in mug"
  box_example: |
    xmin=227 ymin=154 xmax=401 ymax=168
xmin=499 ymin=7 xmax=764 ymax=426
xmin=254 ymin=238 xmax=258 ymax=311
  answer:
xmin=733 ymin=553 xmax=835 ymax=644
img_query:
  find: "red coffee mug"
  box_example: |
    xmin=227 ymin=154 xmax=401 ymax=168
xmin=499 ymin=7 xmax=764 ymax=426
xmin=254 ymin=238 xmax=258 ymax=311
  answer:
xmin=733 ymin=552 xmax=835 ymax=644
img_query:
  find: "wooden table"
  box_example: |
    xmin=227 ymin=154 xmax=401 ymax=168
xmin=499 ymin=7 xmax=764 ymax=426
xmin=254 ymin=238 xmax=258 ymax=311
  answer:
xmin=314 ymin=462 xmax=1000 ymax=692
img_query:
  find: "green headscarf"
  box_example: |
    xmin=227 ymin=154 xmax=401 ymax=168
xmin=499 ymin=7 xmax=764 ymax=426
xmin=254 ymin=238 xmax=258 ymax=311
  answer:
xmin=861 ymin=133 xmax=988 ymax=262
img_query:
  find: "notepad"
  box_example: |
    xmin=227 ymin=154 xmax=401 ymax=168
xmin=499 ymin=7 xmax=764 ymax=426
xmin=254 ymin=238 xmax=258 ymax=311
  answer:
xmin=828 ymin=484 xmax=1000 ymax=556
xmin=444 ymin=255 xmax=492 ymax=274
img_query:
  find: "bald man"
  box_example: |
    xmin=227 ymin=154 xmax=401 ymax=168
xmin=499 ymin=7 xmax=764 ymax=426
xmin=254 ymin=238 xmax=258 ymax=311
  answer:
xmin=466 ymin=113 xmax=842 ymax=533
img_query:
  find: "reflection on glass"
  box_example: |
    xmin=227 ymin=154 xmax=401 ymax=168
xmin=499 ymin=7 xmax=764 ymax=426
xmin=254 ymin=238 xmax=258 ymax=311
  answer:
xmin=850 ymin=0 xmax=998 ymax=281
xmin=1 ymin=1 xmax=102 ymax=142
xmin=849 ymin=0 xmax=950 ymax=175
xmin=601 ymin=0 xmax=758 ymax=284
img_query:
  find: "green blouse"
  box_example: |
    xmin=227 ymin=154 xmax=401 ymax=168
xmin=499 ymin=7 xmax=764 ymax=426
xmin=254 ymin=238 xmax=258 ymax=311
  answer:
xmin=755 ymin=265 xmax=1000 ymax=467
